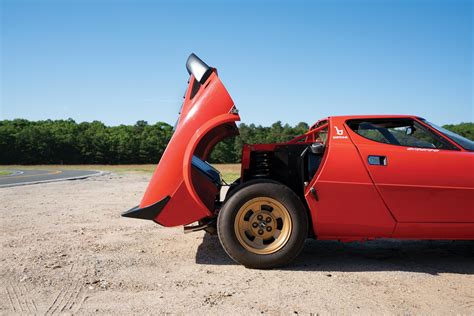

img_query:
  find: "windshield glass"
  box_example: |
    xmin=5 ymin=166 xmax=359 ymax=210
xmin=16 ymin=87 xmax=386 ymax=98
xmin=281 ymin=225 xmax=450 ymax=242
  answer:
xmin=421 ymin=119 xmax=474 ymax=151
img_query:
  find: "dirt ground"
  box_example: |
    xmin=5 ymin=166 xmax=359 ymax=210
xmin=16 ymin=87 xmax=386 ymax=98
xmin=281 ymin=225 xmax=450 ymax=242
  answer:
xmin=1 ymin=173 xmax=473 ymax=315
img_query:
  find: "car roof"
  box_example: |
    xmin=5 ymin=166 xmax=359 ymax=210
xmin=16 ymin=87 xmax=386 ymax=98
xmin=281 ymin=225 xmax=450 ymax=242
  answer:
xmin=329 ymin=114 xmax=421 ymax=120
xmin=310 ymin=115 xmax=424 ymax=130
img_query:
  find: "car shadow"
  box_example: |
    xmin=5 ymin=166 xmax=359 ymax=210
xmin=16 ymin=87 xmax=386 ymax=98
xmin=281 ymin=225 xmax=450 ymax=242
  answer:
xmin=195 ymin=233 xmax=474 ymax=274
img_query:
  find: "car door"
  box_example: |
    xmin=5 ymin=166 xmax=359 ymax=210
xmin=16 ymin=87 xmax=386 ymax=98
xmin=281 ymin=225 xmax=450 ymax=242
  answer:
xmin=346 ymin=117 xmax=474 ymax=223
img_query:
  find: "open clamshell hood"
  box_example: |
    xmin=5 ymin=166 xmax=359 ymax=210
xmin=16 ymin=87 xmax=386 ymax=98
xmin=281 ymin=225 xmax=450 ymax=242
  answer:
xmin=123 ymin=54 xmax=240 ymax=227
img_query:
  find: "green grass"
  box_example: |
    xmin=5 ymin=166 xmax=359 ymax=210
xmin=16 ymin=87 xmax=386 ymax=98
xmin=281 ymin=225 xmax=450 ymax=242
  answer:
xmin=221 ymin=172 xmax=240 ymax=183
xmin=0 ymin=170 xmax=13 ymax=176
xmin=0 ymin=164 xmax=242 ymax=182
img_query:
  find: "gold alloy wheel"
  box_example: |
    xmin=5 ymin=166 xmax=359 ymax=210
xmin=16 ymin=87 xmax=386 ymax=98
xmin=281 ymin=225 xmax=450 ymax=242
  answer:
xmin=234 ymin=197 xmax=293 ymax=255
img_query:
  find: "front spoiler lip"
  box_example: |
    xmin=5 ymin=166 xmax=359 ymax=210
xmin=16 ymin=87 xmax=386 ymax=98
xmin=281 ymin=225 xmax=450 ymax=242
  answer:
xmin=122 ymin=196 xmax=171 ymax=222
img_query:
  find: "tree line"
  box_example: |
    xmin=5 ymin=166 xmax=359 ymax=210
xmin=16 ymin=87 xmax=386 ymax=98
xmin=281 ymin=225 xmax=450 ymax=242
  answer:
xmin=0 ymin=119 xmax=472 ymax=164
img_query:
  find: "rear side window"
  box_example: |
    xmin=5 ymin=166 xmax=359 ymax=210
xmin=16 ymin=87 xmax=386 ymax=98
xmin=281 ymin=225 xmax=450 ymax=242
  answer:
xmin=315 ymin=127 xmax=328 ymax=145
xmin=347 ymin=118 xmax=459 ymax=150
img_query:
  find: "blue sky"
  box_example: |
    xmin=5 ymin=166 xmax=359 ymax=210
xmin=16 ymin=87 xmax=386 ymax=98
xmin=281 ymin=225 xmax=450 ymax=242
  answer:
xmin=1 ymin=0 xmax=472 ymax=126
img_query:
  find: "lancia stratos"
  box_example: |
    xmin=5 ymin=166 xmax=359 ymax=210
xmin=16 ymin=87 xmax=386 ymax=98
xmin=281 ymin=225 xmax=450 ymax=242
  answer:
xmin=123 ymin=54 xmax=474 ymax=269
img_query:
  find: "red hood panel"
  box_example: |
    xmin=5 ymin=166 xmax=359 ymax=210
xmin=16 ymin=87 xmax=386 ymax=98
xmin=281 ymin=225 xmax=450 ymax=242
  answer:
xmin=140 ymin=72 xmax=240 ymax=227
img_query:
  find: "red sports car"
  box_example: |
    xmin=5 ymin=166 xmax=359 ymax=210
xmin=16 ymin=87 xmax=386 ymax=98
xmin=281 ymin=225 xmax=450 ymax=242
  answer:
xmin=123 ymin=54 xmax=474 ymax=268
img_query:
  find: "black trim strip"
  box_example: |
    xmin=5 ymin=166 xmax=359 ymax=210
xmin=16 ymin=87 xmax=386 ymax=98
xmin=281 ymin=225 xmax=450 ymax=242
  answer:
xmin=122 ymin=196 xmax=171 ymax=221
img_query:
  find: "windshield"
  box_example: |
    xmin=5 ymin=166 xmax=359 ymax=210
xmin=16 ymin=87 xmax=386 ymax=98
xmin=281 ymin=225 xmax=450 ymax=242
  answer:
xmin=421 ymin=119 xmax=474 ymax=151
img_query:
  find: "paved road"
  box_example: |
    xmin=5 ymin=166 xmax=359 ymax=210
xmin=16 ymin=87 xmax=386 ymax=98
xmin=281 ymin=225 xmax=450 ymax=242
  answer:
xmin=0 ymin=169 xmax=103 ymax=188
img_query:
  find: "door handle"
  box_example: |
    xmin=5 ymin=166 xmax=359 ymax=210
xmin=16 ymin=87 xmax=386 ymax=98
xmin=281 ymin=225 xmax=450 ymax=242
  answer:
xmin=368 ymin=155 xmax=388 ymax=166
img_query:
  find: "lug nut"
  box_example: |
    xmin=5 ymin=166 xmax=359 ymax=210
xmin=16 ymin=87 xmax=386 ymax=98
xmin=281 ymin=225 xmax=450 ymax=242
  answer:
xmin=266 ymin=217 xmax=272 ymax=223
xmin=266 ymin=226 xmax=272 ymax=232
xmin=257 ymin=215 xmax=263 ymax=220
xmin=258 ymin=229 xmax=264 ymax=235
xmin=252 ymin=222 xmax=258 ymax=228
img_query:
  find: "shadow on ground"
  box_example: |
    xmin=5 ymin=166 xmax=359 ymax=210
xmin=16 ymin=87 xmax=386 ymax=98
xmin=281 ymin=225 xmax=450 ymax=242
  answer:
xmin=196 ymin=234 xmax=474 ymax=274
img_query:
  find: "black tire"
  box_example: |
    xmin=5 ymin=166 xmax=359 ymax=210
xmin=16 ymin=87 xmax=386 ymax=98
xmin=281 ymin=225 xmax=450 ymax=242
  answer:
xmin=217 ymin=180 xmax=308 ymax=269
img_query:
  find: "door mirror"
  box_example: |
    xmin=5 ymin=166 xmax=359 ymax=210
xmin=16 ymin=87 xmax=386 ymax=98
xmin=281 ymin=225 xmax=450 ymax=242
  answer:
xmin=310 ymin=143 xmax=325 ymax=155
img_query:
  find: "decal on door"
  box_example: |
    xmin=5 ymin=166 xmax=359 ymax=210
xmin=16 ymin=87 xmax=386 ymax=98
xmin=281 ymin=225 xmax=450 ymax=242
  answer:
xmin=332 ymin=126 xmax=348 ymax=140
xmin=406 ymin=147 xmax=440 ymax=152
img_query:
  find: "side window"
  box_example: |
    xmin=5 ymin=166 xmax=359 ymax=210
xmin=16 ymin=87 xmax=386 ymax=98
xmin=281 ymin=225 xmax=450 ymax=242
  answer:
xmin=347 ymin=119 xmax=458 ymax=150
xmin=356 ymin=128 xmax=389 ymax=144
xmin=387 ymin=122 xmax=443 ymax=148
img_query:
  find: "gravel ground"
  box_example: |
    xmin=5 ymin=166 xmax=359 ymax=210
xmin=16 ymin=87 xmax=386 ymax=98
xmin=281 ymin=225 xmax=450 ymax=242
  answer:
xmin=1 ymin=173 xmax=473 ymax=314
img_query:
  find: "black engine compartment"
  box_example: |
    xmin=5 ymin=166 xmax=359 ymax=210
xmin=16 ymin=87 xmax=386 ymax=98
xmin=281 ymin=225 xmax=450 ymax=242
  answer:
xmin=242 ymin=143 xmax=325 ymax=199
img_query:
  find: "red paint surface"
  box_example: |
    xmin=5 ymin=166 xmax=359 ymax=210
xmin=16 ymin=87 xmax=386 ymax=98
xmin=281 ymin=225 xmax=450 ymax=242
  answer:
xmin=140 ymin=72 xmax=239 ymax=226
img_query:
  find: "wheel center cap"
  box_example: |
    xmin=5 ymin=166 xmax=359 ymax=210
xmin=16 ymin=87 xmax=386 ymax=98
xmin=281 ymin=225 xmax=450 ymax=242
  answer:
xmin=259 ymin=222 xmax=266 ymax=229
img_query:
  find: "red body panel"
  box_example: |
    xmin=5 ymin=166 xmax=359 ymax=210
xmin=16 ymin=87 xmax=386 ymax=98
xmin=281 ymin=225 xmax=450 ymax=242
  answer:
xmin=346 ymin=120 xmax=474 ymax=223
xmin=140 ymin=72 xmax=240 ymax=227
xmin=305 ymin=117 xmax=396 ymax=239
xmin=393 ymin=223 xmax=474 ymax=239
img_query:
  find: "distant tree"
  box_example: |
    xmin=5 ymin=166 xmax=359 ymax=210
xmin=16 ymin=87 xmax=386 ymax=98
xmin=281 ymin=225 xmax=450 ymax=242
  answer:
xmin=443 ymin=122 xmax=473 ymax=141
xmin=0 ymin=119 xmax=174 ymax=164
xmin=0 ymin=119 xmax=471 ymax=165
